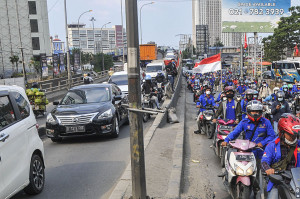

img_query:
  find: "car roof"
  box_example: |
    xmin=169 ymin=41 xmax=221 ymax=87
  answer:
xmin=146 ymin=62 xmax=164 ymax=66
xmin=0 ymin=85 xmax=25 ymax=94
xmin=70 ymin=83 xmax=111 ymax=90
xmin=111 ymin=71 xmax=128 ymax=76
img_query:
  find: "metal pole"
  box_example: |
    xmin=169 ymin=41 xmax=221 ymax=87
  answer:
xmin=139 ymin=2 xmax=154 ymax=44
xmin=254 ymin=32 xmax=258 ymax=78
xmin=240 ymin=33 xmax=243 ymax=77
xmin=19 ymin=48 xmax=27 ymax=82
xmin=64 ymin=0 xmax=71 ymax=88
xmin=121 ymin=0 xmax=125 ymax=64
xmin=261 ymin=44 xmax=263 ymax=80
xmin=90 ymin=17 xmax=96 ymax=55
xmin=101 ymin=22 xmax=111 ymax=71
xmin=126 ymin=0 xmax=147 ymax=198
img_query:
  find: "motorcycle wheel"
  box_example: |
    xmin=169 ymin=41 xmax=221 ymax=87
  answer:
xmin=220 ymin=147 xmax=225 ymax=167
xmin=239 ymin=184 xmax=251 ymax=199
xmin=206 ymin=123 xmax=214 ymax=139
xmin=143 ymin=113 xmax=149 ymax=122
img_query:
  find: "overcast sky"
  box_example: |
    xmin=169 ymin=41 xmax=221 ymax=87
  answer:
xmin=47 ymin=0 xmax=298 ymax=48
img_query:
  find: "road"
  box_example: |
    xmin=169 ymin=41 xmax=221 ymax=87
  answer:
xmin=13 ymin=91 xmax=155 ymax=199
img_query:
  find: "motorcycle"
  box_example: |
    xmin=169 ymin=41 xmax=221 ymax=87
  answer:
xmin=220 ymin=133 xmax=265 ymax=199
xmin=213 ymin=119 xmax=236 ymax=167
xmin=197 ymin=105 xmax=216 ymax=139
xmin=193 ymin=84 xmax=202 ymax=102
xmin=263 ymin=168 xmax=300 ymax=199
xmin=263 ymin=101 xmax=273 ymax=121
xmin=154 ymin=81 xmax=165 ymax=102
xmin=142 ymin=93 xmax=153 ymax=122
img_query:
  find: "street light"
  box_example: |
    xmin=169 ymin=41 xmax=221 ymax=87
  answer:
xmin=139 ymin=2 xmax=154 ymax=44
xmin=64 ymin=0 xmax=71 ymax=88
xmin=90 ymin=17 xmax=96 ymax=55
xmin=78 ymin=10 xmax=92 ymax=69
xmin=101 ymin=22 xmax=111 ymax=71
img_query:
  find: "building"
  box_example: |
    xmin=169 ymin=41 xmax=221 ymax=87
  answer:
xmin=192 ymin=0 xmax=221 ymax=54
xmin=51 ymin=35 xmax=65 ymax=55
xmin=67 ymin=24 xmax=127 ymax=55
xmin=0 ymin=0 xmax=51 ymax=77
xmin=221 ymin=32 xmax=245 ymax=47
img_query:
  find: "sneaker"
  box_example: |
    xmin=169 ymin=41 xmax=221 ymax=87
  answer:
xmin=194 ymin=130 xmax=200 ymax=134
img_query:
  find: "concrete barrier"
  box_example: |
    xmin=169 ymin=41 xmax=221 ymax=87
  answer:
xmin=0 ymin=77 xmax=25 ymax=89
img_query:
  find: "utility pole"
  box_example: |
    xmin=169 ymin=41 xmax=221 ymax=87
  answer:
xmin=19 ymin=47 xmax=27 ymax=82
xmin=64 ymin=0 xmax=71 ymax=88
xmin=126 ymin=0 xmax=147 ymax=198
xmin=121 ymin=0 xmax=125 ymax=64
xmin=240 ymin=33 xmax=243 ymax=77
xmin=254 ymin=32 xmax=258 ymax=78
xmin=90 ymin=17 xmax=96 ymax=55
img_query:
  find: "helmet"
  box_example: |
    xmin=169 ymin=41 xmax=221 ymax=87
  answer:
xmin=206 ymin=85 xmax=212 ymax=90
xmin=191 ymin=75 xmax=195 ymax=79
xmin=253 ymin=90 xmax=259 ymax=99
xmin=246 ymin=100 xmax=263 ymax=122
xmin=157 ymin=70 xmax=163 ymax=75
xmin=288 ymin=84 xmax=293 ymax=89
xmin=278 ymin=113 xmax=300 ymax=146
xmin=31 ymin=82 xmax=38 ymax=88
xmin=84 ymin=73 xmax=88 ymax=77
xmin=224 ymin=86 xmax=234 ymax=93
xmin=245 ymin=89 xmax=255 ymax=100
xmin=283 ymin=82 xmax=287 ymax=86
xmin=273 ymin=87 xmax=280 ymax=94
xmin=297 ymin=83 xmax=300 ymax=88
xmin=276 ymin=90 xmax=285 ymax=102
xmin=145 ymin=75 xmax=152 ymax=80
xmin=282 ymin=85 xmax=288 ymax=92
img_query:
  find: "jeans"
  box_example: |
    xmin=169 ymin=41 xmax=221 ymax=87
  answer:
xmin=273 ymin=121 xmax=278 ymax=135
xmin=267 ymin=187 xmax=278 ymax=199
xmin=151 ymin=96 xmax=160 ymax=109
xmin=168 ymin=75 xmax=174 ymax=91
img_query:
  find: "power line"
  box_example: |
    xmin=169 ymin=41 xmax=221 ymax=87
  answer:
xmin=48 ymin=0 xmax=61 ymax=13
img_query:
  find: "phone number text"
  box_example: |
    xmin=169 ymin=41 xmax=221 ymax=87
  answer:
xmin=229 ymin=8 xmax=285 ymax=15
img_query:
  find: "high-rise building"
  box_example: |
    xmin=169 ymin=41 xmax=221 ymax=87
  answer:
xmin=192 ymin=0 xmax=221 ymax=54
xmin=67 ymin=24 xmax=127 ymax=55
xmin=221 ymin=32 xmax=245 ymax=47
xmin=0 ymin=0 xmax=51 ymax=77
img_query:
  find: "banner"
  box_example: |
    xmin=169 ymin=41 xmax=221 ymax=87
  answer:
xmin=59 ymin=53 xmax=65 ymax=72
xmin=222 ymin=0 xmax=291 ymax=33
xmin=40 ymin=53 xmax=48 ymax=77
xmin=53 ymin=54 xmax=59 ymax=75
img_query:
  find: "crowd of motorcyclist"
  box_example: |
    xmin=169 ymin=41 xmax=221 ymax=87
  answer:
xmin=185 ymin=70 xmax=300 ymax=199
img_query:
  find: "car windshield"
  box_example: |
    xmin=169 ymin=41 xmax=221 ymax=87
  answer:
xmin=166 ymin=55 xmax=175 ymax=59
xmin=60 ymin=87 xmax=110 ymax=105
xmin=109 ymin=74 xmax=128 ymax=85
xmin=146 ymin=65 xmax=162 ymax=72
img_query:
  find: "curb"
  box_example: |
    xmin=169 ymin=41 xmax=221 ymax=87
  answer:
xmin=165 ymin=80 xmax=186 ymax=199
xmin=108 ymin=68 xmax=183 ymax=199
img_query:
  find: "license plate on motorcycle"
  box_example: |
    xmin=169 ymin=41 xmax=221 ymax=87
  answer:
xmin=220 ymin=126 xmax=232 ymax=131
xmin=296 ymin=187 xmax=300 ymax=198
xmin=236 ymin=155 xmax=254 ymax=161
xmin=66 ymin=126 xmax=85 ymax=133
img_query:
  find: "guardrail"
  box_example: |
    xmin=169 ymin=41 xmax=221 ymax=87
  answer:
xmin=39 ymin=70 xmax=109 ymax=94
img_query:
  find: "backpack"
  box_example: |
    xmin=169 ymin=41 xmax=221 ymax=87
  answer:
xmin=84 ymin=77 xmax=90 ymax=84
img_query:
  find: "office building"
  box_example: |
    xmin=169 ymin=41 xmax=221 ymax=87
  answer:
xmin=221 ymin=32 xmax=245 ymax=47
xmin=0 ymin=0 xmax=51 ymax=77
xmin=67 ymin=24 xmax=127 ymax=55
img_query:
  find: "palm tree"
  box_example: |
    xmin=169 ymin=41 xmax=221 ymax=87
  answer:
xmin=9 ymin=55 xmax=19 ymax=72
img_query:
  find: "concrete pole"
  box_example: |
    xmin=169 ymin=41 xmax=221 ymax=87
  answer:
xmin=240 ymin=33 xmax=244 ymax=77
xmin=254 ymin=32 xmax=258 ymax=78
xmin=126 ymin=0 xmax=147 ymax=198
xmin=64 ymin=0 xmax=71 ymax=88
xmin=121 ymin=0 xmax=125 ymax=64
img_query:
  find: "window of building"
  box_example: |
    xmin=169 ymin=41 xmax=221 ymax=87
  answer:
xmin=28 ymin=1 xmax=37 ymax=15
xmin=12 ymin=92 xmax=30 ymax=119
xmin=30 ymin=19 xmax=38 ymax=33
xmin=32 ymin=37 xmax=40 ymax=50
xmin=0 ymin=96 xmax=16 ymax=130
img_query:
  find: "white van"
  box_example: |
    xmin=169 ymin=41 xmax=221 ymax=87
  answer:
xmin=0 ymin=86 xmax=45 ymax=198
xmin=145 ymin=61 xmax=166 ymax=78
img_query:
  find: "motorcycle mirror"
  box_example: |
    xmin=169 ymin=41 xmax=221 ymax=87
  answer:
xmin=269 ymin=174 xmax=283 ymax=185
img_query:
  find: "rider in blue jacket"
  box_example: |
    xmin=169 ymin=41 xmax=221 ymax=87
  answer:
xmin=261 ymin=113 xmax=300 ymax=199
xmin=236 ymin=82 xmax=247 ymax=96
xmin=263 ymin=87 xmax=279 ymax=103
xmin=241 ymin=89 xmax=256 ymax=119
xmin=196 ymin=86 xmax=216 ymax=113
xmin=222 ymin=100 xmax=276 ymax=159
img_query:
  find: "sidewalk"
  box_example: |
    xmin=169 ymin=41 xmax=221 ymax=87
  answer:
xmin=123 ymin=81 xmax=185 ymax=198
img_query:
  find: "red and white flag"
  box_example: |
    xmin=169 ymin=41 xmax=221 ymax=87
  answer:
xmin=244 ymin=33 xmax=248 ymax=49
xmin=193 ymin=53 xmax=221 ymax=74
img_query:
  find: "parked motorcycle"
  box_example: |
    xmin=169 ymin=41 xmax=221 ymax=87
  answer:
xmin=197 ymin=105 xmax=216 ymax=139
xmin=220 ymin=133 xmax=265 ymax=199
xmin=263 ymin=168 xmax=300 ymax=199
xmin=213 ymin=119 xmax=236 ymax=167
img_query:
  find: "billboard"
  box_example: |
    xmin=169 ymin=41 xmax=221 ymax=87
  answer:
xmin=222 ymin=0 xmax=291 ymax=33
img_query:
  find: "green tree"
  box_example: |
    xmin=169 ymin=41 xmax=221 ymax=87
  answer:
xmin=263 ymin=6 xmax=300 ymax=61
xmin=9 ymin=55 xmax=19 ymax=72
xmin=29 ymin=57 xmax=42 ymax=78
xmin=91 ymin=53 xmax=114 ymax=72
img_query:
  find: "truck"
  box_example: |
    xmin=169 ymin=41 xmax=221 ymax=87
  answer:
xmin=140 ymin=44 xmax=157 ymax=67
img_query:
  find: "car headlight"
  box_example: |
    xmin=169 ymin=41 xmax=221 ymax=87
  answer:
xmin=246 ymin=167 xmax=254 ymax=176
xmin=235 ymin=166 xmax=244 ymax=176
xmin=47 ymin=113 xmax=57 ymax=124
xmin=98 ymin=109 xmax=113 ymax=119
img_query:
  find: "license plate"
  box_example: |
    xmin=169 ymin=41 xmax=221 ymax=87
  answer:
xmin=236 ymin=155 xmax=254 ymax=161
xmin=66 ymin=126 xmax=85 ymax=133
xmin=220 ymin=126 xmax=232 ymax=131
xmin=296 ymin=187 xmax=300 ymax=198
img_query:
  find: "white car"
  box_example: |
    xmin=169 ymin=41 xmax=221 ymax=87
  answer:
xmin=0 ymin=86 xmax=45 ymax=199
xmin=108 ymin=71 xmax=129 ymax=95
xmin=145 ymin=61 xmax=166 ymax=79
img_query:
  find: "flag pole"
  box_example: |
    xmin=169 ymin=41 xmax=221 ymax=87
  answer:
xmin=220 ymin=48 xmax=222 ymax=91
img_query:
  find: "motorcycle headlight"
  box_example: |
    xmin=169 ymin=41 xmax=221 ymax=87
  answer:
xmin=47 ymin=113 xmax=57 ymax=124
xmin=235 ymin=166 xmax=244 ymax=176
xmin=246 ymin=166 xmax=254 ymax=176
xmin=206 ymin=116 xmax=212 ymax=120
xmin=98 ymin=109 xmax=113 ymax=119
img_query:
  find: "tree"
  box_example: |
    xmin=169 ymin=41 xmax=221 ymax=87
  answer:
xmin=263 ymin=6 xmax=300 ymax=61
xmin=213 ymin=38 xmax=224 ymax=47
xmin=9 ymin=55 xmax=19 ymax=72
xmin=91 ymin=53 xmax=114 ymax=72
xmin=29 ymin=57 xmax=42 ymax=78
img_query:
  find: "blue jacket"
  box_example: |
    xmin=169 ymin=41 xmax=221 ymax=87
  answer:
xmin=224 ymin=117 xmax=276 ymax=158
xmin=237 ymin=85 xmax=247 ymax=95
xmin=261 ymin=138 xmax=300 ymax=192
xmin=292 ymin=86 xmax=300 ymax=94
xmin=241 ymin=99 xmax=250 ymax=119
xmin=197 ymin=94 xmax=216 ymax=112
xmin=263 ymin=93 xmax=277 ymax=102
xmin=216 ymin=92 xmax=222 ymax=102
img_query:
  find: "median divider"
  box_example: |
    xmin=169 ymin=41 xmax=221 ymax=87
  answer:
xmin=108 ymin=65 xmax=183 ymax=199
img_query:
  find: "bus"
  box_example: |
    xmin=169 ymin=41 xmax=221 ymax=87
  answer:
xmin=271 ymin=60 xmax=300 ymax=83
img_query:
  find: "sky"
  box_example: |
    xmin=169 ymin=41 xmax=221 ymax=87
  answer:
xmin=47 ymin=0 xmax=299 ymax=48
xmin=47 ymin=0 xmax=192 ymax=48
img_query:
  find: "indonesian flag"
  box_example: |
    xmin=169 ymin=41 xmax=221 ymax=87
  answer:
xmin=193 ymin=53 xmax=221 ymax=74
xmin=244 ymin=33 xmax=248 ymax=49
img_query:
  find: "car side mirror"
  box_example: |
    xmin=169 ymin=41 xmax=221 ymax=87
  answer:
xmin=113 ymin=95 xmax=122 ymax=101
xmin=269 ymin=174 xmax=283 ymax=185
xmin=53 ymin=101 xmax=59 ymax=105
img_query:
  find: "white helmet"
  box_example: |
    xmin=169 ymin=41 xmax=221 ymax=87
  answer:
xmin=273 ymin=87 xmax=280 ymax=94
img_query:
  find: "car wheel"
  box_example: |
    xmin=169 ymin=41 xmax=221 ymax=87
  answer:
xmin=51 ymin=137 xmax=62 ymax=142
xmin=111 ymin=117 xmax=120 ymax=138
xmin=24 ymin=154 xmax=45 ymax=195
